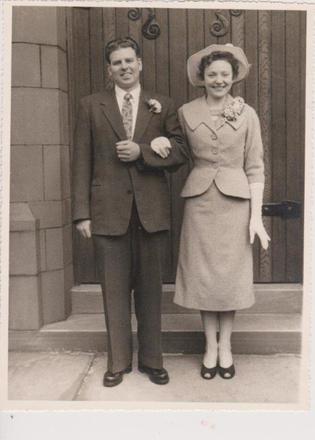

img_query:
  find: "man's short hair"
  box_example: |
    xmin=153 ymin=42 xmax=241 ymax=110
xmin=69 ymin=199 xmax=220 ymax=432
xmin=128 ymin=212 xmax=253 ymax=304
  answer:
xmin=105 ymin=37 xmax=141 ymax=63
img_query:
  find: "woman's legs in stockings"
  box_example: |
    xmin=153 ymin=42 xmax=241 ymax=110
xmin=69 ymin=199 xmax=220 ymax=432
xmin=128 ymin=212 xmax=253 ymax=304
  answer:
xmin=200 ymin=311 xmax=218 ymax=368
xmin=218 ymin=311 xmax=235 ymax=371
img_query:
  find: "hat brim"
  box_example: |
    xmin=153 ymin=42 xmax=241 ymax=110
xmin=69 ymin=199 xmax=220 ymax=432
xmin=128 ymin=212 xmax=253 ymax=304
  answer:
xmin=187 ymin=44 xmax=250 ymax=87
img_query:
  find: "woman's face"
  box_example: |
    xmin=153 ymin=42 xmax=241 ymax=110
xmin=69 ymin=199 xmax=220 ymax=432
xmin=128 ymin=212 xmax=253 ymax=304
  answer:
xmin=204 ymin=60 xmax=233 ymax=100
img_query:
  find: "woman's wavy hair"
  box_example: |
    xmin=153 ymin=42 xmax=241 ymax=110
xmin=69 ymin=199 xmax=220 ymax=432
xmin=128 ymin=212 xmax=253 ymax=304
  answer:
xmin=198 ymin=51 xmax=239 ymax=80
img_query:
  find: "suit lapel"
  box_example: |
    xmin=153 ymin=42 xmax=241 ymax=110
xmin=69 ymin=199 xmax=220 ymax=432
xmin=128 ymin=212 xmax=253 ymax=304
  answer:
xmin=183 ymin=94 xmax=245 ymax=133
xmin=133 ymin=90 xmax=153 ymax=142
xmin=224 ymin=115 xmax=245 ymax=130
xmin=194 ymin=97 xmax=219 ymax=132
xmin=99 ymin=89 xmax=127 ymax=140
xmin=183 ymin=96 xmax=219 ymax=133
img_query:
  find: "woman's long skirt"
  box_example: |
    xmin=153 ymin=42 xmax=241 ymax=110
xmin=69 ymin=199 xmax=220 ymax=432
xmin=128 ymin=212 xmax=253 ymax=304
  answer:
xmin=174 ymin=183 xmax=255 ymax=311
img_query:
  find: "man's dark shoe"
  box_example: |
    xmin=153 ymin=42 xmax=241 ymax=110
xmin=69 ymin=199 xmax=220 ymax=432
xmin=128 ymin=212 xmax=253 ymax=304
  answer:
xmin=103 ymin=365 xmax=132 ymax=387
xmin=138 ymin=364 xmax=169 ymax=385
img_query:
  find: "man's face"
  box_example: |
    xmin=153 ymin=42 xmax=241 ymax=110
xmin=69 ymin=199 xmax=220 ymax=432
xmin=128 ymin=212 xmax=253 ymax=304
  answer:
xmin=108 ymin=47 xmax=142 ymax=90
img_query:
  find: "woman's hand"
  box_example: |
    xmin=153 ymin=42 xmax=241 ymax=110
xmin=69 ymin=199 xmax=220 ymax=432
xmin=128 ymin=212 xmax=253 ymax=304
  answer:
xmin=76 ymin=219 xmax=92 ymax=239
xmin=249 ymin=217 xmax=270 ymax=250
xmin=151 ymin=136 xmax=172 ymax=158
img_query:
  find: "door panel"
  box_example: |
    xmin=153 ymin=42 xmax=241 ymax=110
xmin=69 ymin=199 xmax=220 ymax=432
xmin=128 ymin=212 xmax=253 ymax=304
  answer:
xmin=68 ymin=7 xmax=305 ymax=284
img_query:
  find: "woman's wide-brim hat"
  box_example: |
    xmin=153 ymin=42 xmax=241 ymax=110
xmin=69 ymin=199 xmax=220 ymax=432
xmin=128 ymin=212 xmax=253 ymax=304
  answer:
xmin=187 ymin=43 xmax=250 ymax=87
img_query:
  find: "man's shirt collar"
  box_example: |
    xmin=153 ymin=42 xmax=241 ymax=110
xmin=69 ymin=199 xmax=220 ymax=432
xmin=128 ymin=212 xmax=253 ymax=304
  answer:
xmin=115 ymin=84 xmax=141 ymax=101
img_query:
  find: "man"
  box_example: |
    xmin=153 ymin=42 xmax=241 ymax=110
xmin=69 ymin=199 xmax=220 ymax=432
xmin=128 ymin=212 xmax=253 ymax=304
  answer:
xmin=72 ymin=37 xmax=188 ymax=387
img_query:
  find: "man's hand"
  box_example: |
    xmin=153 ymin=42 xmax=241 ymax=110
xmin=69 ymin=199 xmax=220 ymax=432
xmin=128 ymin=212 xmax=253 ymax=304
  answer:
xmin=151 ymin=136 xmax=172 ymax=159
xmin=116 ymin=140 xmax=141 ymax=162
xmin=76 ymin=219 xmax=92 ymax=239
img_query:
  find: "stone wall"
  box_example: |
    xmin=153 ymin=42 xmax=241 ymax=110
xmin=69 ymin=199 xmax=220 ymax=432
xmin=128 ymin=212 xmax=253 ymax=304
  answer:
xmin=10 ymin=7 xmax=73 ymax=329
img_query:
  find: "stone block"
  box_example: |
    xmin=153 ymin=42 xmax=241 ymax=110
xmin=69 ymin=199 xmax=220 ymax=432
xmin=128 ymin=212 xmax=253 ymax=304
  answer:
xmin=11 ymin=88 xmax=70 ymax=145
xmin=56 ymin=8 xmax=67 ymax=50
xmin=63 ymin=224 xmax=73 ymax=266
xmin=41 ymin=269 xmax=65 ymax=324
xmin=64 ymin=263 xmax=74 ymax=316
xmin=10 ymin=203 xmax=37 ymax=232
xmin=13 ymin=7 xmax=60 ymax=47
xmin=39 ymin=229 xmax=47 ymax=272
xmin=62 ymin=198 xmax=72 ymax=225
xmin=10 ymin=145 xmax=44 ymax=202
xmin=59 ymin=91 xmax=70 ymax=145
xmin=29 ymin=201 xmax=62 ymax=229
xmin=45 ymin=228 xmax=64 ymax=270
xmin=9 ymin=276 xmax=42 ymax=330
xmin=41 ymin=46 xmax=58 ymax=88
xmin=10 ymin=230 xmax=39 ymax=276
xmin=41 ymin=46 xmax=68 ymax=91
xmin=59 ymin=50 xmax=68 ymax=92
xmin=61 ymin=146 xmax=71 ymax=198
xmin=12 ymin=43 xmax=40 ymax=87
xmin=43 ymin=145 xmax=62 ymax=200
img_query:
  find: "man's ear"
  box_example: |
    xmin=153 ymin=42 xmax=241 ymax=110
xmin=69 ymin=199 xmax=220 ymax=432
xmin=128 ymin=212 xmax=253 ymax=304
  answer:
xmin=138 ymin=58 xmax=143 ymax=72
xmin=107 ymin=64 xmax=112 ymax=77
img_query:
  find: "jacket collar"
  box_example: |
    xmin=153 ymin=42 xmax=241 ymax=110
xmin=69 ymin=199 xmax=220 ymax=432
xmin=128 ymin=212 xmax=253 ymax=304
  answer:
xmin=182 ymin=94 xmax=245 ymax=132
xmin=99 ymin=88 xmax=153 ymax=141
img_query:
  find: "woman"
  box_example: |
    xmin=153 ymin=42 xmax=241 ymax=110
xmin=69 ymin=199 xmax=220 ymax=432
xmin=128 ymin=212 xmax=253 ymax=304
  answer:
xmin=155 ymin=44 xmax=270 ymax=380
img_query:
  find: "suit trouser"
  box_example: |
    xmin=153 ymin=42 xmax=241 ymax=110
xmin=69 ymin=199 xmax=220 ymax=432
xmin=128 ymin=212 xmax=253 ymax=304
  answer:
xmin=93 ymin=204 xmax=166 ymax=373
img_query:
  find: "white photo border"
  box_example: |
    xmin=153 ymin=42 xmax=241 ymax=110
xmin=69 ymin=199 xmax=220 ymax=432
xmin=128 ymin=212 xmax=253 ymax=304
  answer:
xmin=0 ymin=0 xmax=314 ymax=437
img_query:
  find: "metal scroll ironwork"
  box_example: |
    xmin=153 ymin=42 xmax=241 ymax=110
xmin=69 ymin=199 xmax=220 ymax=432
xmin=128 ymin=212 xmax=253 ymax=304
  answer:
xmin=210 ymin=11 xmax=230 ymax=37
xmin=128 ymin=8 xmax=161 ymax=40
xmin=127 ymin=8 xmax=242 ymax=40
xmin=128 ymin=8 xmax=142 ymax=21
xmin=230 ymin=10 xmax=243 ymax=17
xmin=210 ymin=10 xmax=243 ymax=38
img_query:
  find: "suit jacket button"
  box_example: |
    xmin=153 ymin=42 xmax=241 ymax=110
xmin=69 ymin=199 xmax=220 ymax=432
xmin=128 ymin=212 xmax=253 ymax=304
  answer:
xmin=127 ymin=189 xmax=133 ymax=195
xmin=212 ymin=147 xmax=219 ymax=155
xmin=211 ymin=134 xmax=217 ymax=140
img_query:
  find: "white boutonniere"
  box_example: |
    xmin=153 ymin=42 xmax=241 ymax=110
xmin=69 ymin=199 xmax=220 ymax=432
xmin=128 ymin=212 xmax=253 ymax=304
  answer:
xmin=223 ymin=97 xmax=245 ymax=121
xmin=147 ymin=98 xmax=162 ymax=114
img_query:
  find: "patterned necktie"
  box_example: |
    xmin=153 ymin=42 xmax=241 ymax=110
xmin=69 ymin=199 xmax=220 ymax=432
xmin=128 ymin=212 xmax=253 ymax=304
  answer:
xmin=121 ymin=92 xmax=133 ymax=140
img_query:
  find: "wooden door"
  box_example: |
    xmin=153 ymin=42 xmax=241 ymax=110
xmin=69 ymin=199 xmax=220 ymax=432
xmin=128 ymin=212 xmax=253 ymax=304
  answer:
xmin=68 ymin=7 xmax=305 ymax=284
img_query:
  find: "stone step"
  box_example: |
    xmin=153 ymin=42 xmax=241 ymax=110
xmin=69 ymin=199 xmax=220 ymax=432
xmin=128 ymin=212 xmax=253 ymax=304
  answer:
xmin=10 ymin=312 xmax=302 ymax=354
xmin=71 ymin=284 xmax=303 ymax=315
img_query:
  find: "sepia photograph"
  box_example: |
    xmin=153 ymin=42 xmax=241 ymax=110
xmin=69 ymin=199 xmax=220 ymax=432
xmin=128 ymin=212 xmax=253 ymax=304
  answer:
xmin=0 ymin=0 xmax=311 ymax=413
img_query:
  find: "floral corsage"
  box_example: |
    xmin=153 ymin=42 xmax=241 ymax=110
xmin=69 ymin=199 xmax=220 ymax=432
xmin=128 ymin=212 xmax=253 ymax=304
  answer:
xmin=146 ymin=98 xmax=162 ymax=114
xmin=223 ymin=97 xmax=245 ymax=121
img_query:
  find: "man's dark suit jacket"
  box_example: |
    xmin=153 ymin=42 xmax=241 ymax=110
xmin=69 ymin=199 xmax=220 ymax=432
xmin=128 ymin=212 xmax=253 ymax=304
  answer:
xmin=72 ymin=88 xmax=188 ymax=235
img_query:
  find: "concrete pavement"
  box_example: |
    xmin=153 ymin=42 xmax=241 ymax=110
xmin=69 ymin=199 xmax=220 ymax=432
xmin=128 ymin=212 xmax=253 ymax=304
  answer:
xmin=8 ymin=352 xmax=301 ymax=403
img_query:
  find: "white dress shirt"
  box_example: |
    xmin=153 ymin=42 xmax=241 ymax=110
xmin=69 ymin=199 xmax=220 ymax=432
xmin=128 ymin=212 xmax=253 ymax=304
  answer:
xmin=115 ymin=84 xmax=141 ymax=139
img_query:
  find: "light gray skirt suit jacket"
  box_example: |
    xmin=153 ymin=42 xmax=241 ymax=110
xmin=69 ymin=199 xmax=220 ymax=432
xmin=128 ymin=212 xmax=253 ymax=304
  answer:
xmin=174 ymin=94 xmax=265 ymax=311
